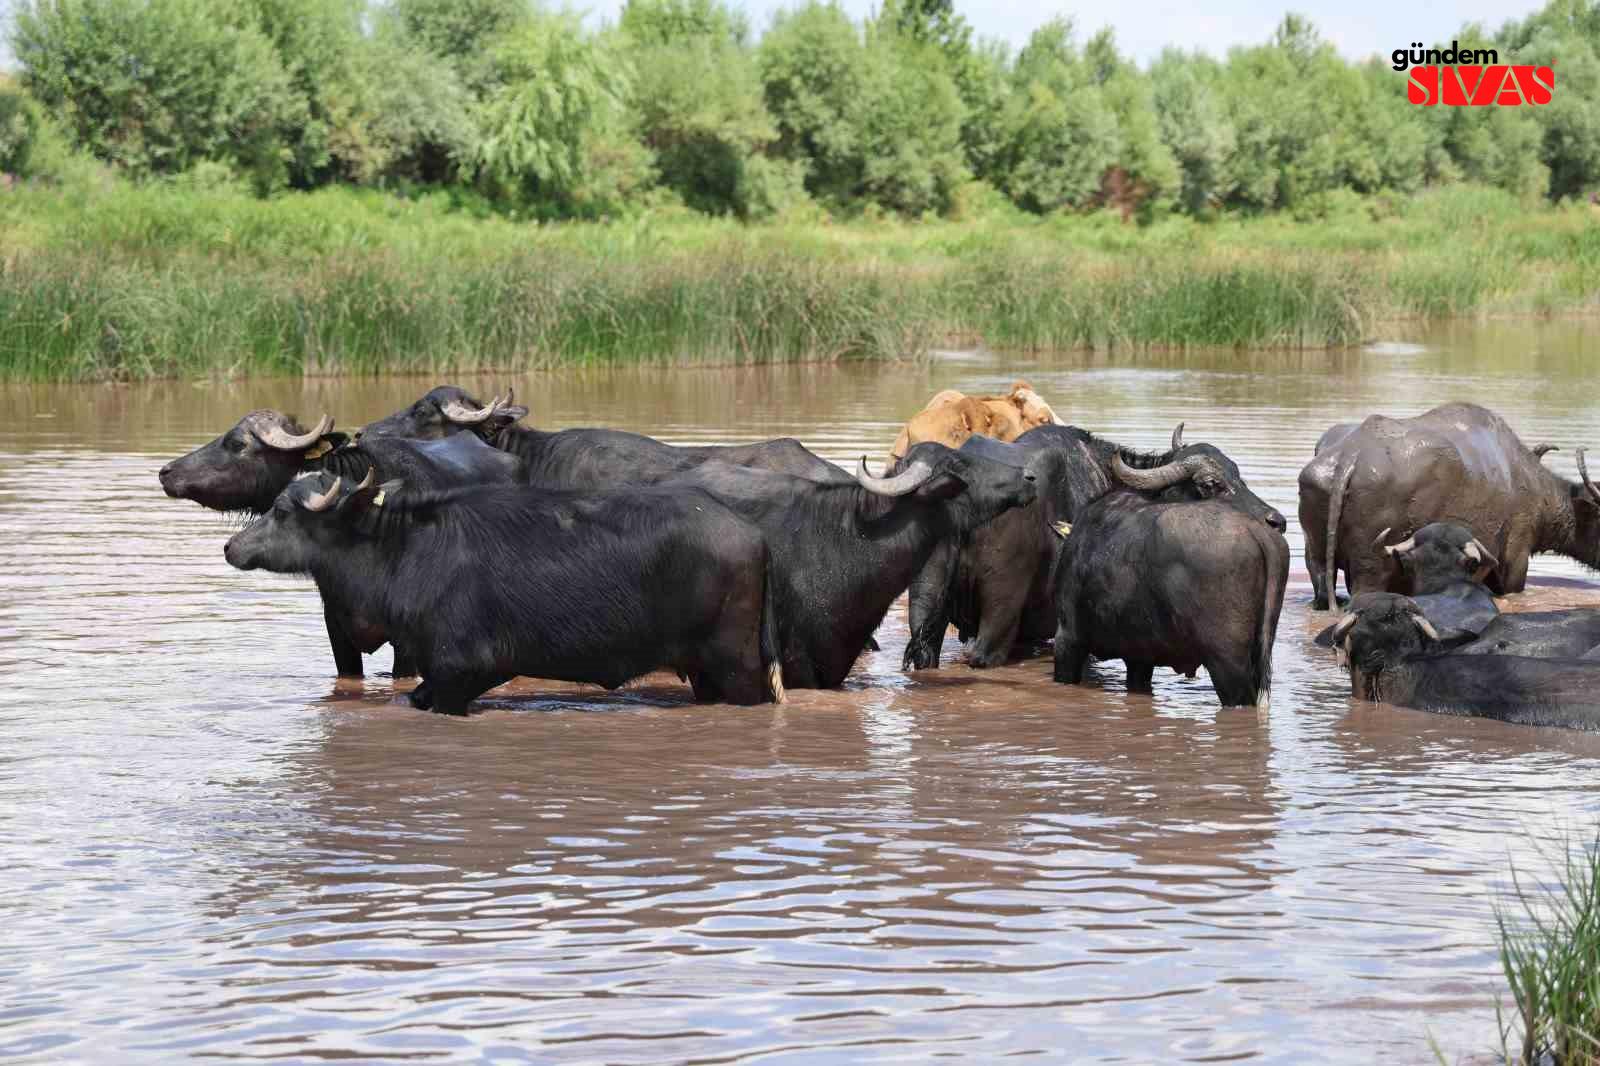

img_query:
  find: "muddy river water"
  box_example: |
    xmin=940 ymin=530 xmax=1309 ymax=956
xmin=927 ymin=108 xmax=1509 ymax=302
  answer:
xmin=5 ymin=320 xmax=1600 ymax=1063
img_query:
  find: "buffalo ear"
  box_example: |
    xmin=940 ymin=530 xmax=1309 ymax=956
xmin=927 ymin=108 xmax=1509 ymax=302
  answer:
xmin=343 ymin=476 xmax=400 ymax=520
xmin=915 ymin=472 xmax=967 ymax=500
xmin=304 ymin=431 xmax=349 ymax=460
xmin=483 ymin=405 xmax=529 ymax=435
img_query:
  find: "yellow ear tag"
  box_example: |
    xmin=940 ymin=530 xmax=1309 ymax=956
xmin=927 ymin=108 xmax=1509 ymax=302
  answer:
xmin=1051 ymin=521 xmax=1072 ymax=538
xmin=372 ymin=490 xmax=386 ymax=507
xmin=304 ymin=440 xmax=333 ymax=460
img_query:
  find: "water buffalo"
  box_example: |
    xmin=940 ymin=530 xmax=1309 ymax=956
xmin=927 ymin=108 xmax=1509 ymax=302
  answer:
xmin=663 ymin=442 xmax=1036 ymax=689
xmin=224 ymin=472 xmax=784 ymax=715
xmin=1314 ymin=522 xmax=1501 ymax=649
xmin=1031 ymin=447 xmax=1288 ymax=708
xmin=161 ymin=413 xmax=523 ymax=677
xmin=1329 ymin=593 xmax=1600 ymax=730
xmin=1299 ymin=402 xmax=1600 ymax=608
xmin=1373 ymin=522 xmax=1500 ymax=642
xmin=887 ymin=382 xmax=1064 ymax=460
xmin=902 ymin=422 xmax=1285 ymax=670
xmin=359 ymin=385 xmax=851 ymax=485
xmin=1456 ymin=610 xmax=1600 ymax=659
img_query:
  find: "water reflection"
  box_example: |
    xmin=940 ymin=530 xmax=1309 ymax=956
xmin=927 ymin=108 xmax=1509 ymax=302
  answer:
xmin=5 ymin=320 xmax=1600 ymax=1062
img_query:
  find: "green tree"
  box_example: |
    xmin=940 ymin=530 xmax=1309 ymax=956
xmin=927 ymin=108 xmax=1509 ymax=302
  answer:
xmin=11 ymin=0 xmax=303 ymax=185
xmin=1150 ymin=50 xmax=1234 ymax=213
xmin=474 ymin=12 xmax=643 ymax=213
xmin=391 ymin=0 xmax=528 ymax=97
xmin=995 ymin=18 xmax=1119 ymax=212
xmin=619 ymin=0 xmax=775 ymax=216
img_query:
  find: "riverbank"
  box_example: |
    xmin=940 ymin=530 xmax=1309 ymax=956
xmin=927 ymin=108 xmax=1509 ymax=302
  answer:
xmin=2 ymin=181 xmax=1596 ymax=381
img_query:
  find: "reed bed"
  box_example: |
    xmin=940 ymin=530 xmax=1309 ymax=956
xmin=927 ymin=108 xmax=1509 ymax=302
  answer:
xmin=1 ymin=180 xmax=1595 ymax=381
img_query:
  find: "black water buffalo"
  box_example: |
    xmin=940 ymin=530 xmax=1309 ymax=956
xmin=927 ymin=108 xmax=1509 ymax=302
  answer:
xmin=224 ymin=473 xmax=784 ymax=715
xmin=903 ymin=422 xmax=1285 ymax=670
xmin=161 ymin=413 xmax=523 ymax=677
xmin=1456 ymin=610 xmax=1600 ymax=659
xmin=1299 ymin=402 xmax=1599 ymax=607
xmin=1371 ymin=522 xmax=1500 ymax=643
xmin=1329 ymin=593 xmax=1600 ymax=730
xmin=1314 ymin=522 xmax=1501 ymax=648
xmin=360 ymin=385 xmax=851 ymax=485
xmin=1031 ymin=447 xmax=1289 ymax=708
xmin=664 ymin=442 xmax=1035 ymax=689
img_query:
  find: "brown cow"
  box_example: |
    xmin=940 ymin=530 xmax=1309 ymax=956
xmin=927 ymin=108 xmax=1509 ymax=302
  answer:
xmin=889 ymin=382 xmax=1063 ymax=459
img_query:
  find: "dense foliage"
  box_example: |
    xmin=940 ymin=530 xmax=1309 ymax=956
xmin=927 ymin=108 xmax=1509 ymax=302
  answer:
xmin=5 ymin=0 xmax=1600 ymax=218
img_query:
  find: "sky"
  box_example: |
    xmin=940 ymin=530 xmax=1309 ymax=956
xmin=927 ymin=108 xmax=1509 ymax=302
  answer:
xmin=0 ymin=0 xmax=1553 ymax=70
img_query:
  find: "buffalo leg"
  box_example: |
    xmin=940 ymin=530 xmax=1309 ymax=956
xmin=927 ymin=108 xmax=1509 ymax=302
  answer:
xmin=1052 ymin=621 xmax=1088 ymax=685
xmin=418 ymin=672 xmax=506 ymax=716
xmin=1303 ymin=518 xmax=1329 ymax=609
xmin=969 ymin=581 xmax=1030 ymax=668
xmin=390 ymin=643 xmax=418 ymax=679
xmin=1124 ymin=660 xmax=1155 ymax=693
xmin=324 ymin=605 xmax=364 ymax=679
xmin=1204 ymin=660 xmax=1257 ymax=708
xmin=904 ymin=540 xmax=957 ymax=670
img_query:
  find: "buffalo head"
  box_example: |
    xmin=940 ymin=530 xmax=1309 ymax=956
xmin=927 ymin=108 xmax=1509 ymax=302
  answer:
xmin=224 ymin=469 xmax=392 ymax=574
xmin=1373 ymin=522 xmax=1497 ymax=593
xmin=1109 ymin=423 xmax=1286 ymax=532
xmin=359 ymin=386 xmax=528 ymax=441
xmin=858 ymin=441 xmax=1036 ymax=526
xmin=159 ymin=410 xmax=343 ymax=514
xmin=1328 ymin=592 xmax=1440 ymax=700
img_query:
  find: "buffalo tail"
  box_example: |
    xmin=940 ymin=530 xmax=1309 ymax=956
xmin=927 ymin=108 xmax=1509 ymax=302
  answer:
xmin=761 ymin=553 xmax=787 ymax=704
xmin=1254 ymin=525 xmax=1287 ymax=711
xmin=1324 ymin=457 xmax=1356 ymax=617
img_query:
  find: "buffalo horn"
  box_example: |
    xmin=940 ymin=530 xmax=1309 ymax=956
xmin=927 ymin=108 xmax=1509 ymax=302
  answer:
xmin=1466 ymin=538 xmax=1499 ymax=570
xmin=1380 ymin=531 xmax=1416 ymax=556
xmin=353 ymin=467 xmax=376 ymax=493
xmin=255 ymin=413 xmax=334 ymax=452
xmin=303 ymin=476 xmax=342 ymax=513
xmin=1110 ymin=453 xmax=1193 ymax=491
xmin=1170 ymin=422 xmax=1186 ymax=451
xmin=1330 ymin=612 xmax=1358 ymax=643
xmin=440 ymin=394 xmax=503 ymax=425
xmin=1410 ymin=611 xmax=1441 ymax=642
xmin=857 ymin=456 xmax=934 ymax=496
xmin=1533 ymin=443 xmax=1559 ymax=460
xmin=1579 ymin=448 xmax=1600 ymax=506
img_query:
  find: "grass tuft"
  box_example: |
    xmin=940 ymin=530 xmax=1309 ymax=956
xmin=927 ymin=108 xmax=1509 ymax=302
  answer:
xmin=1496 ymin=833 xmax=1600 ymax=1065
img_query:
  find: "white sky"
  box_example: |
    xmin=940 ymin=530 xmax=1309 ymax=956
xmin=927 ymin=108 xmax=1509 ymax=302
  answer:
xmin=0 ymin=0 xmax=1552 ymax=70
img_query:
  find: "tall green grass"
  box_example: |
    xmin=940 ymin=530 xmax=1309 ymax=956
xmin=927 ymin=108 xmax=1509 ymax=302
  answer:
xmin=1496 ymin=834 xmax=1600 ymax=1065
xmin=0 ymin=179 xmax=1596 ymax=381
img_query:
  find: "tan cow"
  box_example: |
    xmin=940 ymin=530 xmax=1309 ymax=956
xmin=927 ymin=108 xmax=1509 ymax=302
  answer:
xmin=889 ymin=381 xmax=1064 ymax=460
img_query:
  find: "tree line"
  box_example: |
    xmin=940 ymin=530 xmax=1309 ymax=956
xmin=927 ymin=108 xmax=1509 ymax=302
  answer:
xmin=3 ymin=0 xmax=1599 ymax=221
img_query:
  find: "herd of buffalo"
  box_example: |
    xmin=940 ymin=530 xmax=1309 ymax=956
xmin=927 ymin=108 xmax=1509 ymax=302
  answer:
xmin=156 ymin=383 xmax=1600 ymax=730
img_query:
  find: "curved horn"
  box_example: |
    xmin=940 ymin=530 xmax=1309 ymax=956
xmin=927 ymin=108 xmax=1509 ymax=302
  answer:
xmin=1467 ymin=538 xmax=1499 ymax=570
xmin=255 ymin=413 xmax=333 ymax=452
xmin=1579 ymin=448 xmax=1600 ymax=506
xmin=1410 ymin=612 xmax=1441 ymax=642
xmin=440 ymin=394 xmax=502 ymax=425
xmin=353 ymin=467 xmax=376 ymax=493
xmin=1382 ymin=534 xmax=1416 ymax=556
xmin=1371 ymin=526 xmax=1392 ymax=550
xmin=1533 ymin=443 xmax=1559 ymax=460
xmin=302 ymin=476 xmax=342 ymax=513
xmin=857 ymin=456 xmax=934 ymax=496
xmin=1110 ymin=452 xmax=1192 ymax=491
xmin=1170 ymin=422 xmax=1186 ymax=451
xmin=1330 ymin=612 xmax=1359 ymax=643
